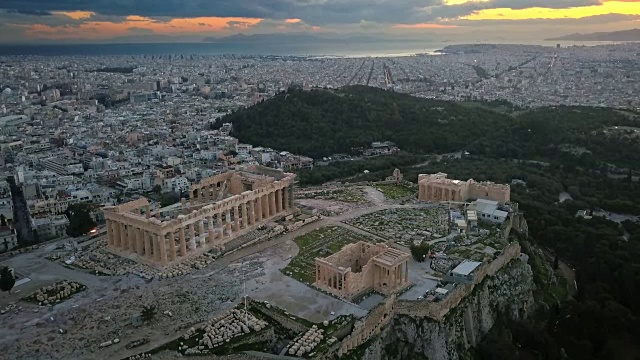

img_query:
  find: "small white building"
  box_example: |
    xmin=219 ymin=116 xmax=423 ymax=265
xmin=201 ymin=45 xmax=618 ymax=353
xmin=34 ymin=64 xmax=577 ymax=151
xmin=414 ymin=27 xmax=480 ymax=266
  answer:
xmin=468 ymin=199 xmax=508 ymax=224
xmin=446 ymin=260 xmax=483 ymax=284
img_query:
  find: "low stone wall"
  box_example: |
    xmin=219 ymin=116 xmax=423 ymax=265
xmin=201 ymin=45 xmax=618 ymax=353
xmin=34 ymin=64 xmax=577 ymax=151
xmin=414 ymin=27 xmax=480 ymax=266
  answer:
xmin=226 ymin=327 xmax=275 ymax=351
xmin=251 ymin=303 xmax=308 ymax=334
xmin=285 ymin=215 xmax=321 ymax=232
xmin=338 ymin=296 xmax=395 ymax=356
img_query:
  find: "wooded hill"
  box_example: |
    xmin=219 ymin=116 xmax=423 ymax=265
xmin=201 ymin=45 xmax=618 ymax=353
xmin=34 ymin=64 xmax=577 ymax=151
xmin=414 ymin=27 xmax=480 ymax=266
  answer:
xmin=218 ymin=86 xmax=640 ymax=169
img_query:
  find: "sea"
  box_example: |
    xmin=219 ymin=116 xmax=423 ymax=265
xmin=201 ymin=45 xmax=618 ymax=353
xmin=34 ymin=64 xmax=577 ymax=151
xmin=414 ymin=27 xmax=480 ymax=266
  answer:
xmin=0 ymin=40 xmax=619 ymax=58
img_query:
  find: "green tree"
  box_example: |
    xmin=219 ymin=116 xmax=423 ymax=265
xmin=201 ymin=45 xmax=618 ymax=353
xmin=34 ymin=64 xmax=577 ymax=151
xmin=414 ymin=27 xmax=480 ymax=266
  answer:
xmin=152 ymin=184 xmax=162 ymax=194
xmin=65 ymin=204 xmax=97 ymax=238
xmin=0 ymin=266 xmax=15 ymax=294
xmin=159 ymin=192 xmax=181 ymax=207
xmin=409 ymin=242 xmax=431 ymax=262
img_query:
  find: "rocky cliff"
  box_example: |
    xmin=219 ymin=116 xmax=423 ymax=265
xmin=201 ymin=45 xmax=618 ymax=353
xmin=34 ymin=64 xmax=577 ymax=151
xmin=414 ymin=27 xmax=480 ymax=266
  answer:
xmin=370 ymin=258 xmax=535 ymax=360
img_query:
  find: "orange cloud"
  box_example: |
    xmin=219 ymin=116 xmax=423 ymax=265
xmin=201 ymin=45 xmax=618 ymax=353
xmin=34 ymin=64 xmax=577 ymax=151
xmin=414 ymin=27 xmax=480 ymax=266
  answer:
xmin=393 ymin=23 xmax=458 ymax=29
xmin=285 ymin=18 xmax=302 ymax=24
xmin=16 ymin=16 xmax=264 ymax=40
xmin=53 ymin=11 xmax=95 ymax=20
xmin=126 ymin=15 xmax=152 ymax=22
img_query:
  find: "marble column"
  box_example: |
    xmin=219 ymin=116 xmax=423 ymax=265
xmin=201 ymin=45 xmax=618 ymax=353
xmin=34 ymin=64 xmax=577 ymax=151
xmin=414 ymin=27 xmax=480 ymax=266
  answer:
xmin=159 ymin=233 xmax=167 ymax=265
xmin=106 ymin=220 xmax=114 ymax=246
xmin=233 ymin=205 xmax=240 ymax=232
xmin=144 ymin=230 xmax=152 ymax=259
xmin=262 ymin=194 xmax=270 ymax=218
xmin=199 ymin=219 xmax=205 ymax=244
xmin=145 ymin=205 xmax=151 ymax=219
xmin=225 ymin=209 xmax=232 ymax=236
xmin=154 ymin=234 xmax=162 ymax=263
xmin=127 ymin=225 xmax=135 ymax=253
xmin=404 ymin=261 xmax=409 ymax=284
xmin=269 ymin=191 xmax=276 ymax=215
xmin=136 ymin=228 xmax=144 ymax=256
xmin=207 ymin=216 xmax=215 ymax=244
xmin=110 ymin=220 xmax=118 ymax=247
xmin=249 ymin=200 xmax=256 ymax=225
xmin=284 ymin=187 xmax=290 ymax=210
xmin=179 ymin=227 xmax=187 ymax=256
xmin=217 ymin=211 xmax=223 ymax=238
xmin=119 ymin=222 xmax=127 ymax=250
xmin=189 ymin=223 xmax=196 ymax=250
xmin=256 ymin=196 xmax=263 ymax=221
xmin=168 ymin=231 xmax=177 ymax=261
xmin=112 ymin=221 xmax=119 ymax=248
xmin=276 ymin=189 xmax=283 ymax=213
xmin=242 ymin=202 xmax=249 ymax=228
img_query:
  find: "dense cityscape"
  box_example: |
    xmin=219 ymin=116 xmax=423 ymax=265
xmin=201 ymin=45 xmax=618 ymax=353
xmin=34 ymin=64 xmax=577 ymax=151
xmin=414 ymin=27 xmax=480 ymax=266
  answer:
xmin=0 ymin=40 xmax=639 ymax=360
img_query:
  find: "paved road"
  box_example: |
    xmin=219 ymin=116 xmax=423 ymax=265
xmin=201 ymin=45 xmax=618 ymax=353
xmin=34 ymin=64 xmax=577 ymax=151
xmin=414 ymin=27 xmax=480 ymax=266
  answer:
xmin=10 ymin=183 xmax=35 ymax=244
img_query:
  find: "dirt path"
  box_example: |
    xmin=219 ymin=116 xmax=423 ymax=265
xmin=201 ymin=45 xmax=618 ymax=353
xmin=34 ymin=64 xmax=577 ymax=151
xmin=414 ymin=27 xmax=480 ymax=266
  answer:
xmin=543 ymin=250 xmax=577 ymax=299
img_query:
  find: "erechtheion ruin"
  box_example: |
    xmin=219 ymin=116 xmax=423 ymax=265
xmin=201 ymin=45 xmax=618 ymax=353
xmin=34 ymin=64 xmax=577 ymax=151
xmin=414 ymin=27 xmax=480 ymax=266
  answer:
xmin=418 ymin=172 xmax=510 ymax=204
xmin=315 ymin=242 xmax=411 ymax=301
xmin=103 ymin=167 xmax=295 ymax=268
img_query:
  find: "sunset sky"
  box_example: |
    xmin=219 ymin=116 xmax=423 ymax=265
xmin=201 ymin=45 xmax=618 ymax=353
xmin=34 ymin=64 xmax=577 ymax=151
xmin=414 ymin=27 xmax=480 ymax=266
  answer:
xmin=1 ymin=0 xmax=639 ymax=43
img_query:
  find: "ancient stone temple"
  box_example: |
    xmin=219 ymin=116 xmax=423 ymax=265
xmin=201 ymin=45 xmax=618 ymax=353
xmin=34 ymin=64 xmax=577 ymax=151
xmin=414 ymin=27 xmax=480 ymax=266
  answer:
xmin=103 ymin=167 xmax=295 ymax=268
xmin=418 ymin=172 xmax=510 ymax=204
xmin=315 ymin=242 xmax=411 ymax=301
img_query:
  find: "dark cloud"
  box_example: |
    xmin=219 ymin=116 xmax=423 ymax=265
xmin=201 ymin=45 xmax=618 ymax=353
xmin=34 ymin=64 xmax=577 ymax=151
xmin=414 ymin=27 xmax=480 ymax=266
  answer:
xmin=5 ymin=8 xmax=52 ymax=16
xmin=0 ymin=0 xmax=439 ymax=24
xmin=0 ymin=0 xmax=609 ymax=25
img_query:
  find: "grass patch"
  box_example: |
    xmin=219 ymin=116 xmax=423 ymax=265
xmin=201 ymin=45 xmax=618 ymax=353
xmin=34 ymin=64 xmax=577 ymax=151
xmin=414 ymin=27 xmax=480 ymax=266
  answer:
xmin=282 ymin=226 xmax=383 ymax=284
xmin=299 ymin=188 xmax=366 ymax=203
xmin=375 ymin=184 xmax=416 ymax=200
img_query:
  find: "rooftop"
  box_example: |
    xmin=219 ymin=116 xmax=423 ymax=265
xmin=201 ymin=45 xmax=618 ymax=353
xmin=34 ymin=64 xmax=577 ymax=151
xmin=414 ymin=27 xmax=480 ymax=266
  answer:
xmin=451 ymin=260 xmax=482 ymax=276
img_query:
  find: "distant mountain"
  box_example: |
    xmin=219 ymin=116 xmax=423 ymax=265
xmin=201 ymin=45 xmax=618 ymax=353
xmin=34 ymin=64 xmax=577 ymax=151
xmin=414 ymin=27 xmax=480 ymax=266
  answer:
xmin=547 ymin=28 xmax=640 ymax=41
xmin=202 ymin=33 xmax=410 ymax=45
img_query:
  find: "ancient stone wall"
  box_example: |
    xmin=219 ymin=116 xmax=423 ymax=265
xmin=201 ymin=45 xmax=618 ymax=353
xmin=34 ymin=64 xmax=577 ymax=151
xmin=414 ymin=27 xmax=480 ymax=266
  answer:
xmin=251 ymin=303 xmax=308 ymax=334
xmin=338 ymin=296 xmax=396 ymax=356
xmin=418 ymin=173 xmax=511 ymax=204
xmin=324 ymin=242 xmax=385 ymax=269
xmin=468 ymin=182 xmax=510 ymax=204
xmin=346 ymin=259 xmax=377 ymax=299
xmin=227 ymin=327 xmax=275 ymax=351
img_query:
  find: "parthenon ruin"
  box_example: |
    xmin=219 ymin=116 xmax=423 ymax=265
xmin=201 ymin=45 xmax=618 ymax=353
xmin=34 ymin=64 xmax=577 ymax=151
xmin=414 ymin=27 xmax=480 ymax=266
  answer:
xmin=103 ymin=167 xmax=295 ymax=268
xmin=315 ymin=242 xmax=411 ymax=301
xmin=418 ymin=172 xmax=510 ymax=204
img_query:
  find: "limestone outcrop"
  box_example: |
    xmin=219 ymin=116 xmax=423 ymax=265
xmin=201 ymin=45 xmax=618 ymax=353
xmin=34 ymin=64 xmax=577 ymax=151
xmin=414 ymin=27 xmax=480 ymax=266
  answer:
xmin=376 ymin=259 xmax=535 ymax=360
